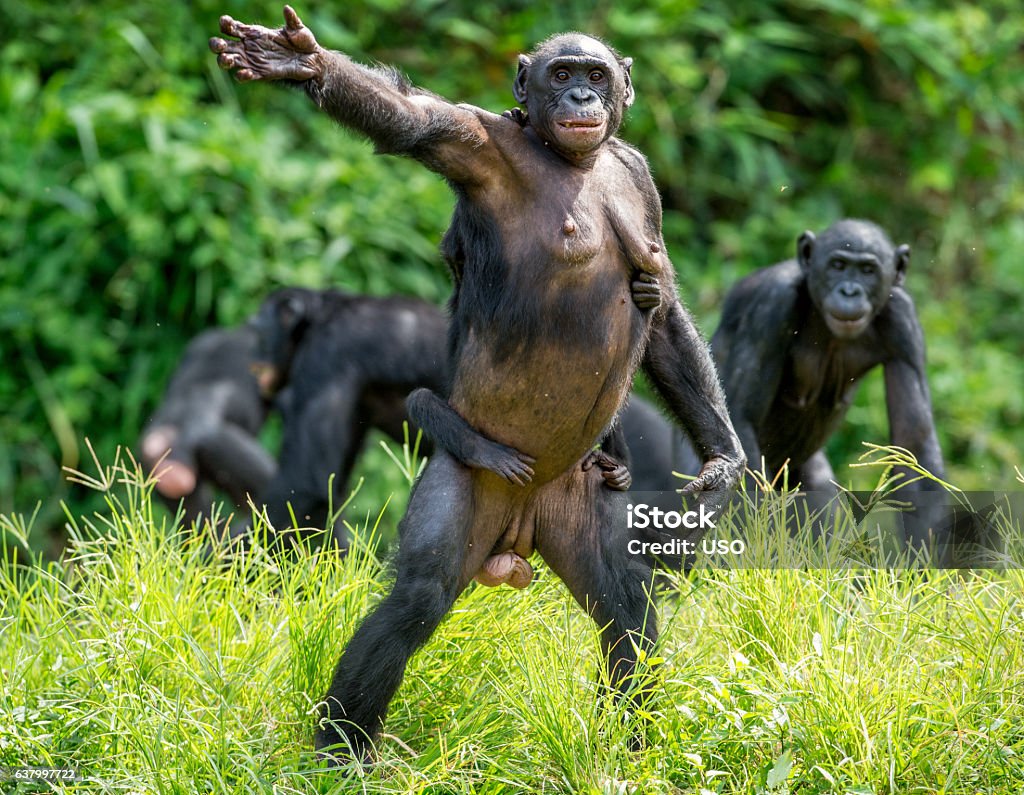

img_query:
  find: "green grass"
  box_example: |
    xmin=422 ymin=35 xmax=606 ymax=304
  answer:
xmin=1 ymin=451 xmax=1023 ymax=794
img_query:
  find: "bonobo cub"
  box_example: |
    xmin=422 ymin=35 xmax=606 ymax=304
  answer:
xmin=211 ymin=7 xmax=743 ymax=762
xmin=712 ymin=218 xmax=944 ymax=494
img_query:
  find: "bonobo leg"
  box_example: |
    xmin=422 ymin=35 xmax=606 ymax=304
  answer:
xmin=406 ymin=387 xmax=536 ymax=486
xmin=795 ymin=450 xmax=841 ymax=539
xmin=410 ymin=388 xmax=631 ymax=492
xmin=316 ymin=451 xmax=503 ymax=761
xmin=535 ymin=467 xmax=658 ymax=742
xmin=196 ymin=425 xmax=277 ymax=508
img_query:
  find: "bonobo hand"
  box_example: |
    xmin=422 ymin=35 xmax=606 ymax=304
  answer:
xmin=681 ymin=454 xmax=743 ymax=513
xmin=210 ymin=5 xmax=322 ymax=83
xmin=631 ymin=272 xmax=661 ymax=311
xmin=582 ymin=449 xmax=632 ymax=491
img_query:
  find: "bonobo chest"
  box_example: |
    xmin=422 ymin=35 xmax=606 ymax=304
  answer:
xmin=782 ymin=326 xmax=883 ymax=412
xmin=493 ymin=145 xmax=663 ymax=276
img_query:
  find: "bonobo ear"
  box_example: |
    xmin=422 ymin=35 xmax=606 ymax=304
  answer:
xmin=513 ymin=54 xmax=531 ymax=105
xmin=620 ymin=56 xmax=635 ymax=108
xmin=797 ymin=231 xmax=816 ymax=272
xmin=893 ymin=243 xmax=911 ymax=287
xmin=280 ymin=294 xmax=308 ymax=332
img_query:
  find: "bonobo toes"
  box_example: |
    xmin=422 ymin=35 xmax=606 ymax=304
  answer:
xmin=583 ymin=449 xmax=632 ymax=491
xmin=314 ymin=711 xmax=377 ymax=768
xmin=469 ymin=439 xmax=536 ymax=487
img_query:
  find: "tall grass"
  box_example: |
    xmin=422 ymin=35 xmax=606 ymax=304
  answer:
xmin=1 ymin=450 xmax=1022 ymax=793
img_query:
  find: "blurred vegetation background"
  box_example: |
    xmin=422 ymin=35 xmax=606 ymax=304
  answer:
xmin=1 ymin=0 xmax=1021 ymax=555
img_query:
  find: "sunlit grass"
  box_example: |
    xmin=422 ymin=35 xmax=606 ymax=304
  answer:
xmin=1 ymin=449 xmax=1023 ymax=793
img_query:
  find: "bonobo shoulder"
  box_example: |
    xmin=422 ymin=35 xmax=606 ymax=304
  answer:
xmin=608 ymin=138 xmax=656 ymax=184
xmin=875 ymin=285 xmax=926 ymax=353
xmin=730 ymin=259 xmax=803 ymax=305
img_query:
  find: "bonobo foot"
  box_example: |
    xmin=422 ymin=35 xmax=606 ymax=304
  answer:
xmin=631 ymin=272 xmax=661 ymax=311
xmin=475 ymin=551 xmax=534 ymax=589
xmin=314 ymin=721 xmax=375 ymax=769
xmin=405 ymin=387 xmax=536 ymax=486
xmin=583 ymin=449 xmax=632 ymax=491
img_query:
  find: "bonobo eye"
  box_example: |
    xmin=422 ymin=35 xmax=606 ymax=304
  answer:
xmin=829 ymin=258 xmax=845 ymax=271
xmin=588 ymin=69 xmax=605 ymax=83
xmin=554 ymin=69 xmax=571 ymax=82
xmin=859 ymin=263 xmax=877 ymax=276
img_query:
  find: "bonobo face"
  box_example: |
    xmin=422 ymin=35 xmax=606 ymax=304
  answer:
xmin=513 ymin=34 xmax=634 ymax=160
xmin=799 ymin=220 xmax=910 ymax=340
xmin=249 ymin=288 xmax=313 ymax=397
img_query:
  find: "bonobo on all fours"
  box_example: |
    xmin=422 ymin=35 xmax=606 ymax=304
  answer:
xmin=712 ymin=218 xmax=944 ymax=495
xmin=210 ymin=7 xmax=744 ymax=762
xmin=139 ymin=326 xmax=276 ymax=529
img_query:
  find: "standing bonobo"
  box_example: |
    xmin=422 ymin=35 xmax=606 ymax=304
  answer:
xmin=712 ymin=218 xmax=944 ymax=494
xmin=211 ymin=7 xmax=743 ymax=761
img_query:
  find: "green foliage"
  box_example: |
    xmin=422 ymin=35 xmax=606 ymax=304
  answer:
xmin=1 ymin=1 xmax=1022 ymax=549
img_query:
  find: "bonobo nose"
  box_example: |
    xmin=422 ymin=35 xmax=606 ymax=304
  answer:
xmin=569 ymin=86 xmax=596 ymax=104
xmin=839 ymin=283 xmax=862 ymax=297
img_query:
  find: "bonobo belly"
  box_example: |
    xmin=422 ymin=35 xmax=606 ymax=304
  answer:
xmin=450 ymin=288 xmax=642 ymax=483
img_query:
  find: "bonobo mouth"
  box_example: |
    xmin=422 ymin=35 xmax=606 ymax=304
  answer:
xmin=250 ymin=361 xmax=281 ymax=396
xmin=825 ymin=314 xmax=870 ymax=339
xmin=557 ymin=119 xmax=603 ymax=129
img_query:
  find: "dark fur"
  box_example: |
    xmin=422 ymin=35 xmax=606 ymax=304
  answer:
xmin=246 ymin=287 xmax=449 ymax=546
xmin=139 ymin=327 xmax=275 ymax=528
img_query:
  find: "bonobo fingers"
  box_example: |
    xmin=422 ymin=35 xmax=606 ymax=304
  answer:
xmin=602 ymin=464 xmax=632 ymax=491
xmin=210 ymin=7 xmax=321 ymax=82
xmin=283 ymin=5 xmax=304 ymax=32
xmin=681 ymin=454 xmax=743 ymax=511
xmin=630 ymin=272 xmax=661 ymax=311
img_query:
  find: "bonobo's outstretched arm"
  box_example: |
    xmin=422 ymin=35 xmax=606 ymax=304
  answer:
xmin=210 ymin=6 xmax=497 ymax=184
xmin=644 ymin=281 xmax=745 ymax=509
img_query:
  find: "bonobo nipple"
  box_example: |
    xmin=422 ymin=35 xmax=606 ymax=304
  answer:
xmin=649 ymin=242 xmax=661 ymax=254
xmin=563 ymin=217 xmax=577 ymax=235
